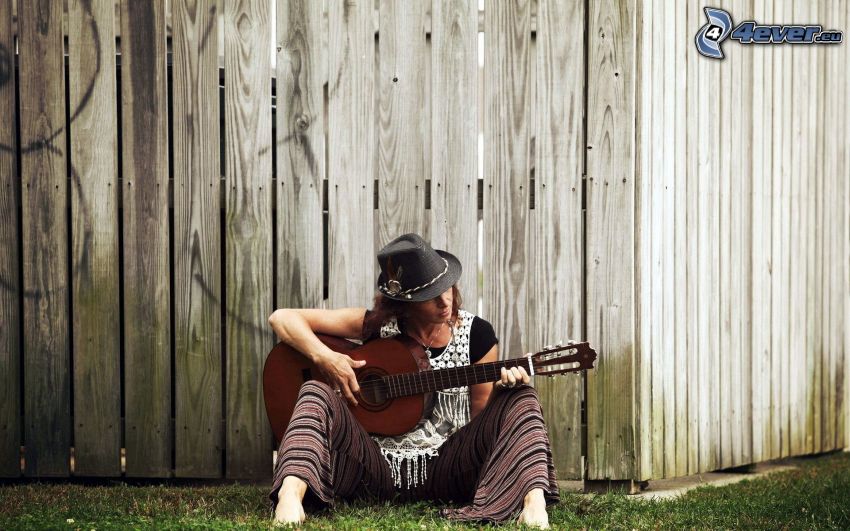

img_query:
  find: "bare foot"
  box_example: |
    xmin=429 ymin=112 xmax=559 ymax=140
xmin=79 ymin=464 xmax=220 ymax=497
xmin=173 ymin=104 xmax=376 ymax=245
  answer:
xmin=273 ymin=476 xmax=307 ymax=525
xmin=517 ymin=488 xmax=550 ymax=529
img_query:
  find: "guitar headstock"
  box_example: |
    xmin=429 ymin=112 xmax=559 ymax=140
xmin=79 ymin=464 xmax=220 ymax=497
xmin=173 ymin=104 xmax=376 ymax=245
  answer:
xmin=530 ymin=340 xmax=597 ymax=376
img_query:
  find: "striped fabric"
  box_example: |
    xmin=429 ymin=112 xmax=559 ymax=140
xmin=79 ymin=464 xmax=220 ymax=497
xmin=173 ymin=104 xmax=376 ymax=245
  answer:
xmin=269 ymin=380 xmax=560 ymax=523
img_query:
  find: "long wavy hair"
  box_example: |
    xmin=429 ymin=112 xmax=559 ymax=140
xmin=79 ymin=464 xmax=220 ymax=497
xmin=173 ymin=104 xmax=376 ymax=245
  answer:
xmin=362 ymin=285 xmax=464 ymax=340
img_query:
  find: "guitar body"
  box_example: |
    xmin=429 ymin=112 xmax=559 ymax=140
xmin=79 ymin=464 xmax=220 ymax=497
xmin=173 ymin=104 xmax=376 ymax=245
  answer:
xmin=263 ymin=334 xmax=433 ymax=443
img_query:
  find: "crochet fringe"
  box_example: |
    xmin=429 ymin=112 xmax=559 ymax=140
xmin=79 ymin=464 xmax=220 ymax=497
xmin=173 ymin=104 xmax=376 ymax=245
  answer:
xmin=379 ymin=446 xmax=439 ymax=489
xmin=437 ymin=389 xmax=470 ymax=428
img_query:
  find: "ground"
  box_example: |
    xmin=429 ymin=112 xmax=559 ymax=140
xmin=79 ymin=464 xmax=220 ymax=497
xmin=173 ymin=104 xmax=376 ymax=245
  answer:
xmin=1 ymin=452 xmax=848 ymax=529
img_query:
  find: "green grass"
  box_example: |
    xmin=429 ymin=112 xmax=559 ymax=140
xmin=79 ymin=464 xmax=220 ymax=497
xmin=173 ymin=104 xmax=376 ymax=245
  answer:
xmin=1 ymin=452 xmax=849 ymax=530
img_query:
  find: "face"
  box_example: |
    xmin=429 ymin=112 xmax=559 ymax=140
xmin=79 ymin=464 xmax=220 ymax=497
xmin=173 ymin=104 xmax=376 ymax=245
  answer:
xmin=408 ymin=287 xmax=454 ymax=323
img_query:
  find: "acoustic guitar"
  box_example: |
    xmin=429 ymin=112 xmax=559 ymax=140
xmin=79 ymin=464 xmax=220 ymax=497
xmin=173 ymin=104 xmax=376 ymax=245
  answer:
xmin=263 ymin=333 xmax=597 ymax=443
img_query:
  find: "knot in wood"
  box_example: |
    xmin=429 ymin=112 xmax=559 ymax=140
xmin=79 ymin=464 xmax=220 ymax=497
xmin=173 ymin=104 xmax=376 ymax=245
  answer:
xmin=295 ymin=114 xmax=310 ymax=130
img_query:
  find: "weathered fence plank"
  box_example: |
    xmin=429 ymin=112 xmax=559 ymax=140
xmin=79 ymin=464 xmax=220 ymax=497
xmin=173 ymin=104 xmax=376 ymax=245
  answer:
xmin=172 ymin=0 xmax=223 ymax=478
xmin=327 ymin=0 xmax=375 ymax=308
xmin=529 ymin=0 xmax=584 ymax=480
xmin=223 ymin=0 xmax=274 ymax=479
xmin=68 ymin=0 xmax=121 ymax=476
xmin=0 ymin=0 xmax=20 ymax=479
xmin=750 ymin=0 xmax=773 ymax=463
xmin=483 ymin=0 xmax=530 ymax=358
xmin=276 ymin=0 xmax=325 ymax=310
xmin=586 ymin=0 xmax=637 ymax=481
xmin=430 ymin=0 xmax=478 ymax=304
xmin=19 ymin=0 xmax=70 ymax=477
xmin=636 ymin=0 xmax=652 ymax=481
xmin=685 ymin=0 xmax=702 ymax=474
xmin=804 ymin=1 xmax=819 ymax=456
xmin=377 ymin=0 xmax=427 ymax=241
xmin=120 ymin=0 xmax=172 ymax=477
xmin=672 ymin=0 xmax=689 ymax=477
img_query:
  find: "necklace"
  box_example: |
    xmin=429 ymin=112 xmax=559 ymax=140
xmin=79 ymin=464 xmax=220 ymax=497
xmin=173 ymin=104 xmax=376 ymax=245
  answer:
xmin=419 ymin=322 xmax=444 ymax=357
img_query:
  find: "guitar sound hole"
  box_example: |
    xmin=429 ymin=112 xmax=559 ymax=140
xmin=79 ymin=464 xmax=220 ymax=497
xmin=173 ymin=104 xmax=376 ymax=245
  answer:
xmin=358 ymin=372 xmax=391 ymax=412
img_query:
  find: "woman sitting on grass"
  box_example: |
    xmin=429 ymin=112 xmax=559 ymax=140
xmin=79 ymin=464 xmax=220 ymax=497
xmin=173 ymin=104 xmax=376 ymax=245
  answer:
xmin=267 ymin=233 xmax=559 ymax=528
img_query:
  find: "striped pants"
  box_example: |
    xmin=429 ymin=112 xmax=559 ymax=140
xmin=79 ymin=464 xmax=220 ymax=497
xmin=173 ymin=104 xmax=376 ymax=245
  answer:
xmin=268 ymin=380 xmax=560 ymax=523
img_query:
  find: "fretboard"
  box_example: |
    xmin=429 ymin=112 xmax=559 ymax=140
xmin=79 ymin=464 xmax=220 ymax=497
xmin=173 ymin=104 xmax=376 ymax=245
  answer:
xmin=384 ymin=358 xmax=537 ymax=398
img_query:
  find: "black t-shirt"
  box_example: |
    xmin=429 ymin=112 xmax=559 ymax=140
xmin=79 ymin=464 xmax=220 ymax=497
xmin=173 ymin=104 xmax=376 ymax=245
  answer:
xmin=362 ymin=309 xmax=498 ymax=364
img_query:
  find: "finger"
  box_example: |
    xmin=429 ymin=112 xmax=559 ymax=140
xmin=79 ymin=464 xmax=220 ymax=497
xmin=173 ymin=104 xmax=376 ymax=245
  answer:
xmin=500 ymin=367 xmax=510 ymax=385
xmin=348 ymin=372 xmax=361 ymax=395
xmin=517 ymin=366 xmax=531 ymax=384
xmin=345 ymin=355 xmax=367 ymax=368
xmin=341 ymin=381 xmax=358 ymax=406
xmin=506 ymin=368 xmax=517 ymax=386
xmin=510 ymin=366 xmax=523 ymax=382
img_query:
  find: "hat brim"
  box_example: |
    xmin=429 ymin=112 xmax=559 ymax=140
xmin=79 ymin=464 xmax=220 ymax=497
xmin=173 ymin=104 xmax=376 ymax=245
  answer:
xmin=376 ymin=250 xmax=462 ymax=302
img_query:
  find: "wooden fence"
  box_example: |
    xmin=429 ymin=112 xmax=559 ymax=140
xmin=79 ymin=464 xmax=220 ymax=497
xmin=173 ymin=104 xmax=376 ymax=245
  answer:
xmin=0 ymin=0 xmax=847 ymax=486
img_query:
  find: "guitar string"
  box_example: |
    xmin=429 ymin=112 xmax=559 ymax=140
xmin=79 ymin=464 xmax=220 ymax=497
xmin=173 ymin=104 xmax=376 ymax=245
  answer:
xmin=348 ymin=348 xmax=582 ymax=397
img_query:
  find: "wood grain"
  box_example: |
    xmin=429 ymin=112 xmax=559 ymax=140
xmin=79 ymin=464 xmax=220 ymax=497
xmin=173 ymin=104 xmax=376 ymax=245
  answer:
xmin=327 ymin=0 xmax=375 ymax=308
xmin=223 ymin=0 xmax=274 ymax=480
xmin=0 ymin=0 xmax=20 ymax=478
xmin=377 ymin=0 xmax=427 ymax=242
xmin=120 ymin=0 xmax=172 ymax=477
xmin=68 ymin=0 xmax=120 ymax=476
xmin=172 ymin=0 xmax=222 ymax=478
xmin=276 ymin=0 xmax=325 ymax=310
xmin=19 ymin=0 xmax=70 ymax=477
xmin=430 ymin=0 xmax=478 ymax=304
xmin=530 ymin=0 xmax=584 ymax=480
xmin=482 ymin=0 xmax=530 ymax=358
xmin=585 ymin=0 xmax=637 ymax=480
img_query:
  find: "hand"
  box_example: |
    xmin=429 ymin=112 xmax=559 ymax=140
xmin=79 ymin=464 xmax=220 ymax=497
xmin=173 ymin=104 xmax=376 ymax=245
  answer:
xmin=495 ymin=352 xmax=532 ymax=390
xmin=314 ymin=351 xmax=366 ymax=406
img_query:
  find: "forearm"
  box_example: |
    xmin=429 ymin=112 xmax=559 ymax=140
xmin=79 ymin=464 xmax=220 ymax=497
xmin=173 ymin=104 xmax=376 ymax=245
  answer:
xmin=268 ymin=309 xmax=335 ymax=363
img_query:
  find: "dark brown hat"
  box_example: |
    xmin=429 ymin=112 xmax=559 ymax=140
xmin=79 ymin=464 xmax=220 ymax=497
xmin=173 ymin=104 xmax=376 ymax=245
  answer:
xmin=376 ymin=233 xmax=462 ymax=302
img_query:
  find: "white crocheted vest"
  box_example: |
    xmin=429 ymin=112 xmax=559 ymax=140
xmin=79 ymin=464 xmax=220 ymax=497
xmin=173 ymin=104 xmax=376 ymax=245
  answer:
xmin=370 ymin=308 xmax=474 ymax=489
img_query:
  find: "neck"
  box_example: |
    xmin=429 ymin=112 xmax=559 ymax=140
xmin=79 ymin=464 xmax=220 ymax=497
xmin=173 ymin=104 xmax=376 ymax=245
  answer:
xmin=385 ymin=357 xmax=535 ymax=398
xmin=404 ymin=316 xmax=448 ymax=340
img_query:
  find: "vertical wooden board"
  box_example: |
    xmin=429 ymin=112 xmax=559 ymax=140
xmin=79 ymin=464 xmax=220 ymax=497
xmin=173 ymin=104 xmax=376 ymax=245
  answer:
xmin=804 ymin=0 xmax=819 ymax=455
xmin=585 ymin=0 xmax=637 ymax=480
xmin=430 ymin=0 xmax=478 ymax=305
xmin=824 ymin=0 xmax=841 ymax=451
xmin=173 ymin=0 xmax=222 ymax=478
xmin=0 ymin=0 xmax=20 ymax=478
xmin=327 ymin=0 xmax=375 ymax=308
xmin=768 ymin=0 xmax=785 ymax=459
xmin=840 ymin=0 xmax=849 ymax=451
xmin=685 ymin=0 xmax=700 ymax=476
xmin=482 ymin=0 xmax=530 ymax=357
xmin=635 ymin=0 xmax=653 ymax=481
xmin=649 ymin=0 xmax=663 ymax=479
xmin=788 ymin=0 xmax=807 ymax=458
xmin=120 ymin=0 xmax=171 ymax=477
xmin=377 ymin=0 xmax=426 ymax=241
xmin=660 ymin=0 xmax=677 ymax=478
xmin=530 ymin=0 xmax=584 ymax=480
xmin=813 ymin=0 xmax=825 ymax=453
xmin=717 ymin=0 xmax=733 ymax=471
xmin=695 ymin=0 xmax=720 ymax=472
xmin=818 ymin=0 xmax=832 ymax=453
xmin=737 ymin=0 xmax=754 ymax=467
xmin=68 ymin=0 xmax=121 ymax=476
xmin=749 ymin=0 xmax=772 ymax=464
xmin=838 ymin=0 xmax=850 ymax=454
xmin=19 ymin=0 xmax=70 ymax=477
xmin=673 ymin=0 xmax=689 ymax=478
xmin=224 ymin=0 xmax=273 ymax=479
xmin=276 ymin=0 xmax=325 ymax=310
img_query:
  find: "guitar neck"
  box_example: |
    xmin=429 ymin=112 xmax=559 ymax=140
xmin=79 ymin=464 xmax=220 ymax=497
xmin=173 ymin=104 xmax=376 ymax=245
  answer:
xmin=385 ymin=357 xmax=538 ymax=398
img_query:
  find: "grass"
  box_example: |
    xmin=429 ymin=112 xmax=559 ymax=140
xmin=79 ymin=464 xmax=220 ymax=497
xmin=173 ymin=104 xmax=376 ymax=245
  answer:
xmin=1 ymin=452 xmax=849 ymax=529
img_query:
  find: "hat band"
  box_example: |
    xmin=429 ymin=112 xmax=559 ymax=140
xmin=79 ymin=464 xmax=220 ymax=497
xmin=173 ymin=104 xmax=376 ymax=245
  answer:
xmin=380 ymin=258 xmax=450 ymax=299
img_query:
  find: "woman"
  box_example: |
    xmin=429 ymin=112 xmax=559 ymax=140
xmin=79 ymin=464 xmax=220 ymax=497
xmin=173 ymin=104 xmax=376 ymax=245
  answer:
xmin=267 ymin=233 xmax=559 ymax=527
